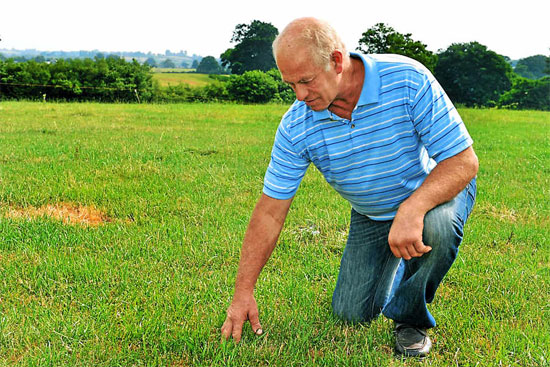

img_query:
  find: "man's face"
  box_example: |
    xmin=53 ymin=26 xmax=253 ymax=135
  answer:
xmin=277 ymin=48 xmax=339 ymax=111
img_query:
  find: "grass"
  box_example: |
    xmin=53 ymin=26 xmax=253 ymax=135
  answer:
xmin=0 ymin=102 xmax=548 ymax=366
xmin=151 ymin=72 xmax=226 ymax=87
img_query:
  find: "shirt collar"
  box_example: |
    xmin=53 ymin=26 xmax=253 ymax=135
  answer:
xmin=312 ymin=52 xmax=380 ymax=122
xmin=353 ymin=52 xmax=380 ymax=107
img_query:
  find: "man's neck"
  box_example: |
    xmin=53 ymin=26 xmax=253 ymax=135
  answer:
xmin=328 ymin=56 xmax=365 ymax=121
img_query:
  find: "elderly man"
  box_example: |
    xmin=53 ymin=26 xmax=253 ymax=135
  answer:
xmin=221 ymin=17 xmax=478 ymax=357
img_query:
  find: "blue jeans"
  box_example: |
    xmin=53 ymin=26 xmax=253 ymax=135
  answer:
xmin=332 ymin=178 xmax=476 ymax=328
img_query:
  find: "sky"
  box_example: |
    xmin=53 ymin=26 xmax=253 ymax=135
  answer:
xmin=1 ymin=0 xmax=549 ymax=60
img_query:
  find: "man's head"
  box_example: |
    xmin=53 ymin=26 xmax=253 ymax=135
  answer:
xmin=273 ymin=17 xmax=347 ymax=71
xmin=272 ymin=18 xmax=349 ymax=111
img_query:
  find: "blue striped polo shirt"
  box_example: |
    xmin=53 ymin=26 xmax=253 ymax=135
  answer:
xmin=263 ymin=52 xmax=473 ymax=220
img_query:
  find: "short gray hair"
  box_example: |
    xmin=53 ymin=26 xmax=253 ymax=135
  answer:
xmin=273 ymin=18 xmax=347 ymax=71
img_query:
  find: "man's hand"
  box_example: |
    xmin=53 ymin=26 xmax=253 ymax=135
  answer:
xmin=387 ymin=148 xmax=479 ymax=260
xmin=220 ymin=195 xmax=292 ymax=343
xmin=388 ymin=204 xmax=432 ymax=260
xmin=221 ymin=294 xmax=263 ymax=343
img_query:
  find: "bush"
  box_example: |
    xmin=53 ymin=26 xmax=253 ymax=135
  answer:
xmin=499 ymin=76 xmax=550 ymax=111
xmin=266 ymin=69 xmax=295 ymax=103
xmin=227 ymin=70 xmax=279 ymax=103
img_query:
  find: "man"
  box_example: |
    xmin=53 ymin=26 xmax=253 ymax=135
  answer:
xmin=221 ymin=17 xmax=478 ymax=357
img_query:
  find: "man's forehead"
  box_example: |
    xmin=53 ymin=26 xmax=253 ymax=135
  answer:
xmin=277 ymin=49 xmax=319 ymax=82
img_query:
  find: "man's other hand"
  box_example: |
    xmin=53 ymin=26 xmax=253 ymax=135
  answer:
xmin=221 ymin=294 xmax=263 ymax=343
xmin=388 ymin=205 xmax=432 ymax=260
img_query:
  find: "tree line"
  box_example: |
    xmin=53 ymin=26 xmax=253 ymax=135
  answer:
xmin=1 ymin=20 xmax=548 ymax=110
xmin=0 ymin=49 xmax=202 ymax=70
xmin=217 ymin=21 xmax=549 ymax=111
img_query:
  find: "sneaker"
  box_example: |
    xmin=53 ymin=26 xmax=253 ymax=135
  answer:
xmin=394 ymin=323 xmax=432 ymax=357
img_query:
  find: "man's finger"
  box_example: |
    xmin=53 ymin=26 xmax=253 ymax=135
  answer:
xmin=400 ymin=246 xmax=412 ymax=260
xmin=232 ymin=321 xmax=244 ymax=343
xmin=389 ymin=243 xmax=401 ymax=258
xmin=221 ymin=319 xmax=233 ymax=341
xmin=413 ymin=240 xmax=432 ymax=254
xmin=249 ymin=312 xmax=263 ymax=335
xmin=407 ymin=244 xmax=422 ymax=258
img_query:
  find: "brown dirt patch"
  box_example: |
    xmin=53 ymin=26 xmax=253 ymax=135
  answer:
xmin=3 ymin=202 xmax=111 ymax=226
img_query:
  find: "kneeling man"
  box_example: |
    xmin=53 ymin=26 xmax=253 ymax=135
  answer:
xmin=221 ymin=17 xmax=478 ymax=357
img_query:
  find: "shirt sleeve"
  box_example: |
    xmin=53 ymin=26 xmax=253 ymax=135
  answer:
xmin=409 ymin=68 xmax=473 ymax=163
xmin=263 ymin=122 xmax=310 ymax=199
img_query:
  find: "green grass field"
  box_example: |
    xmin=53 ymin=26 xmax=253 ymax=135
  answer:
xmin=151 ymin=71 xmax=227 ymax=87
xmin=0 ymin=101 xmax=548 ymax=366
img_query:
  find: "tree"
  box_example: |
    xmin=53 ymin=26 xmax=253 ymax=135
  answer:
xmin=357 ymin=23 xmax=437 ymax=72
xmin=514 ymin=55 xmax=549 ymax=79
xmin=191 ymin=60 xmax=199 ymax=69
xmin=196 ymin=56 xmax=222 ymax=74
xmin=220 ymin=20 xmax=278 ymax=74
xmin=145 ymin=57 xmax=157 ymax=67
xmin=435 ymin=42 xmax=513 ymax=107
xmin=160 ymin=58 xmax=175 ymax=68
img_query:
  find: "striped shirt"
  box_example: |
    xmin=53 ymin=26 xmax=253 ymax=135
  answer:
xmin=263 ymin=52 xmax=473 ymax=220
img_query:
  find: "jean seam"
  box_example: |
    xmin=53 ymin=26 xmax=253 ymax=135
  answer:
xmin=369 ymin=252 xmax=394 ymax=319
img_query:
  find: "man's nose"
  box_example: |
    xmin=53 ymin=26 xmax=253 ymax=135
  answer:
xmin=294 ymin=84 xmax=308 ymax=101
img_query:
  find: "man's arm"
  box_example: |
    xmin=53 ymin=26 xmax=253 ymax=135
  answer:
xmin=388 ymin=146 xmax=479 ymax=260
xmin=221 ymin=193 xmax=293 ymax=342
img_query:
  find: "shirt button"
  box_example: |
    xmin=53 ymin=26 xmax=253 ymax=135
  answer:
xmin=351 ymin=124 xmax=355 ymax=128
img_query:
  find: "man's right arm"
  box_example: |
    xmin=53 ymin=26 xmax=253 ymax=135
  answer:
xmin=221 ymin=193 xmax=293 ymax=343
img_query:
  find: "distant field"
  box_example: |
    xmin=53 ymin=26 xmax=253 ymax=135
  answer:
xmin=152 ymin=68 xmax=196 ymax=73
xmin=151 ymin=70 xmax=229 ymax=87
xmin=0 ymin=102 xmax=548 ymax=366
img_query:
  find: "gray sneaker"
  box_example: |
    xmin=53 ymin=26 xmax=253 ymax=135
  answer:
xmin=394 ymin=323 xmax=432 ymax=357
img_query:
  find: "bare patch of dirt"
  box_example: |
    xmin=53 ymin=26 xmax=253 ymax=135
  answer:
xmin=3 ymin=202 xmax=111 ymax=226
xmin=477 ymin=203 xmax=518 ymax=223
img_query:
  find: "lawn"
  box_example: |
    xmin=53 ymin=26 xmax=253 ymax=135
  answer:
xmin=0 ymin=102 xmax=548 ymax=366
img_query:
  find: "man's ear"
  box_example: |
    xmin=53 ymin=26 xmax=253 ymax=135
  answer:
xmin=331 ymin=50 xmax=344 ymax=74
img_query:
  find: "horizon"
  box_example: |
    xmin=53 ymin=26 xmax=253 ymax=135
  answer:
xmin=1 ymin=45 xmax=547 ymax=63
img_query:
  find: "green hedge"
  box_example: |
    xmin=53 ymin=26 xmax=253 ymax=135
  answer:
xmin=0 ymin=57 xmax=153 ymax=102
xmin=0 ymin=58 xmax=294 ymax=104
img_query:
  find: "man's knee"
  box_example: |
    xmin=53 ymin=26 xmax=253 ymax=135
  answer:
xmin=423 ymin=200 xmax=464 ymax=256
xmin=331 ymin=296 xmax=382 ymax=324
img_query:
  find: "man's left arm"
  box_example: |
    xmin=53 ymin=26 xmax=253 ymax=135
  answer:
xmin=388 ymin=146 xmax=479 ymax=260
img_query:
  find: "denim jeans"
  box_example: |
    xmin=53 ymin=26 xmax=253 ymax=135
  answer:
xmin=332 ymin=178 xmax=476 ymax=328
